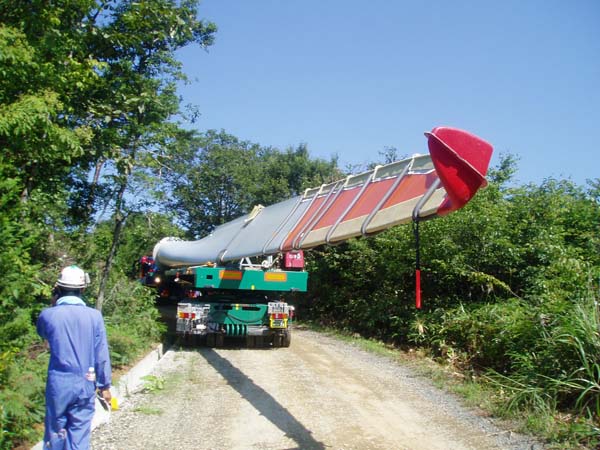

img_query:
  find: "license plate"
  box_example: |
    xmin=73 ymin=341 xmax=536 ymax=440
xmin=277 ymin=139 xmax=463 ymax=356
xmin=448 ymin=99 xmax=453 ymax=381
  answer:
xmin=271 ymin=319 xmax=285 ymax=328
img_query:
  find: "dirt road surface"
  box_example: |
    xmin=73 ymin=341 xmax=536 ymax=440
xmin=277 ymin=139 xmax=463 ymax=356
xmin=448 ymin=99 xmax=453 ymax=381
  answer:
xmin=91 ymin=329 xmax=541 ymax=450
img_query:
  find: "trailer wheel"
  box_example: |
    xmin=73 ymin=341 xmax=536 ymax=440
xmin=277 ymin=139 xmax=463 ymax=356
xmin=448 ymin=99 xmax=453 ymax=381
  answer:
xmin=206 ymin=333 xmax=216 ymax=347
xmin=184 ymin=333 xmax=197 ymax=347
xmin=273 ymin=334 xmax=283 ymax=348
xmin=254 ymin=336 xmax=264 ymax=348
xmin=216 ymin=333 xmax=224 ymax=347
xmin=282 ymin=329 xmax=291 ymax=348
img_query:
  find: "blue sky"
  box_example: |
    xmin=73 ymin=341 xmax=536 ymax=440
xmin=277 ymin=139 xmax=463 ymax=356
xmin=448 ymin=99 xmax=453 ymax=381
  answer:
xmin=177 ymin=0 xmax=599 ymax=187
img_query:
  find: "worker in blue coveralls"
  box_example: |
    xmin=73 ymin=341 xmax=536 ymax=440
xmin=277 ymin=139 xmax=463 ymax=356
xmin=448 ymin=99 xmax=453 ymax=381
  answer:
xmin=37 ymin=265 xmax=112 ymax=450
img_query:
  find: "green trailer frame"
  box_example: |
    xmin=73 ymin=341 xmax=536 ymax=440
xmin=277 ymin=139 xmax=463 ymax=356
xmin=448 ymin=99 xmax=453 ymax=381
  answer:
xmin=168 ymin=266 xmax=305 ymax=347
xmin=165 ymin=266 xmax=308 ymax=292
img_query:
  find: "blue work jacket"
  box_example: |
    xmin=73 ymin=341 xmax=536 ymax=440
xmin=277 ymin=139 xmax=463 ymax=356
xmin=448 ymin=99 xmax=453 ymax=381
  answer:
xmin=37 ymin=296 xmax=112 ymax=390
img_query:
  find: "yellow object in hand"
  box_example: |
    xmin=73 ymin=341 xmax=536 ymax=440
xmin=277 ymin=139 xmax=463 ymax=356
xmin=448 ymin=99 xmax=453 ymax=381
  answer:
xmin=111 ymin=397 xmax=119 ymax=411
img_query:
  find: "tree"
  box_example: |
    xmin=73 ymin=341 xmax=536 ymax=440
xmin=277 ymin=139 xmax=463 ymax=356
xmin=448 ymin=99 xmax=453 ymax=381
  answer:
xmin=0 ymin=0 xmax=111 ymax=318
xmin=0 ymin=0 xmax=107 ymax=206
xmin=165 ymin=130 xmax=342 ymax=238
xmin=0 ymin=1 xmax=217 ymax=445
xmin=0 ymin=4 xmax=103 ymax=445
xmin=166 ymin=130 xmax=264 ymax=237
xmin=257 ymin=143 xmax=342 ymax=205
xmin=86 ymin=0 xmax=216 ymax=310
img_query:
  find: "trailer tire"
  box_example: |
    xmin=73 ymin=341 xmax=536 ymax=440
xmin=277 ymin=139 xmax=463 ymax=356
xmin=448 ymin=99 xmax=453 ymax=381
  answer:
xmin=282 ymin=329 xmax=291 ymax=348
xmin=183 ymin=334 xmax=196 ymax=347
xmin=216 ymin=333 xmax=224 ymax=347
xmin=273 ymin=334 xmax=283 ymax=348
xmin=206 ymin=333 xmax=216 ymax=347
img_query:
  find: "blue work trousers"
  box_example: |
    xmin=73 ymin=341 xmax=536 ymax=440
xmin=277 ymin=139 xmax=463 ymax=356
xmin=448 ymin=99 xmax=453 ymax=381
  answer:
xmin=44 ymin=371 xmax=96 ymax=450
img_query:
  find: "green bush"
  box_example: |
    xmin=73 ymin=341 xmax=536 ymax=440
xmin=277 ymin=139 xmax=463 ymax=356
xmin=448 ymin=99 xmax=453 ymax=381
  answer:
xmin=106 ymin=324 xmax=144 ymax=367
xmin=408 ymin=299 xmax=540 ymax=372
xmin=100 ymin=273 xmax=165 ymax=368
xmin=304 ymin=171 xmax=600 ymax=446
xmin=0 ymin=346 xmax=47 ymax=450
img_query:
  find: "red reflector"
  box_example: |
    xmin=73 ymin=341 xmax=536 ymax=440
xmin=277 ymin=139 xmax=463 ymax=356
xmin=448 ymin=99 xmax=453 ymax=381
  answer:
xmin=270 ymin=313 xmax=288 ymax=319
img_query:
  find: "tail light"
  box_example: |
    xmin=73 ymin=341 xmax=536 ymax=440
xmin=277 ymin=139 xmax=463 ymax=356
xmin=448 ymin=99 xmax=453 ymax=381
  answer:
xmin=270 ymin=313 xmax=288 ymax=320
xmin=178 ymin=312 xmax=196 ymax=319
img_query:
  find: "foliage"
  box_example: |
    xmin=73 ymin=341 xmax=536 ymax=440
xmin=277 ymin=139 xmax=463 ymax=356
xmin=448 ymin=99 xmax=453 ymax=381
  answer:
xmin=478 ymin=293 xmax=600 ymax=446
xmin=82 ymin=211 xmax=184 ymax=278
xmin=165 ymin=130 xmax=341 ymax=237
xmin=0 ymin=17 xmax=96 ymax=193
xmin=86 ymin=252 xmax=165 ymax=369
xmin=257 ymin=143 xmax=342 ymax=204
xmin=133 ymin=405 xmax=164 ymax=415
xmin=304 ymin=155 xmax=600 ymax=446
xmin=140 ymin=375 xmax=166 ymax=393
xmin=0 ymin=0 xmax=212 ymax=446
xmin=0 ymin=349 xmax=47 ymax=450
xmin=165 ymin=130 xmax=265 ymax=236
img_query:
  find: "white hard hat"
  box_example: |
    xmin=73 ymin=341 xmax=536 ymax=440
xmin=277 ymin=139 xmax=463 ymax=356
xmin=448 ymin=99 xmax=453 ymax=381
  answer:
xmin=57 ymin=265 xmax=90 ymax=289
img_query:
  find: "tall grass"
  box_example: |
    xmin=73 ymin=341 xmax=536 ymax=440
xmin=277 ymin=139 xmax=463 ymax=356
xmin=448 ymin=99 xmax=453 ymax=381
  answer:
xmin=100 ymin=273 xmax=165 ymax=368
xmin=484 ymin=295 xmax=600 ymax=446
xmin=406 ymin=282 xmax=600 ymax=447
xmin=553 ymin=301 xmax=600 ymax=410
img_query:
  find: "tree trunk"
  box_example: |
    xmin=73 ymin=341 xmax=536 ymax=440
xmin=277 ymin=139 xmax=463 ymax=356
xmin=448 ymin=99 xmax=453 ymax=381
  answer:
xmin=85 ymin=157 xmax=105 ymax=221
xmin=96 ymin=177 xmax=128 ymax=311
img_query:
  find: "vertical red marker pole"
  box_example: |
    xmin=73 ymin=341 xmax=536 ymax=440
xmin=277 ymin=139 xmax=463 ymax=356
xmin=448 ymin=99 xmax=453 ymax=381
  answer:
xmin=414 ymin=220 xmax=422 ymax=309
xmin=415 ymin=269 xmax=422 ymax=309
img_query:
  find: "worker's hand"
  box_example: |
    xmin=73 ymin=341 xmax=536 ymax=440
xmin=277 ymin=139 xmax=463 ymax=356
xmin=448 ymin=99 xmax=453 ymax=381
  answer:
xmin=100 ymin=388 xmax=112 ymax=403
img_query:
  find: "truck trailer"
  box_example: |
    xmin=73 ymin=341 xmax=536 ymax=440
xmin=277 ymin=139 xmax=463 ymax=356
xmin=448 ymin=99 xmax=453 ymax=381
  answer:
xmin=140 ymin=253 xmax=305 ymax=347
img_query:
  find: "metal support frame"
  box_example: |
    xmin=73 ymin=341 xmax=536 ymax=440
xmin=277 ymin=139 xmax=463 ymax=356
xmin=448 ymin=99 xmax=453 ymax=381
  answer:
xmin=360 ymin=161 xmax=412 ymax=237
xmin=411 ymin=178 xmax=441 ymax=222
xmin=325 ymin=170 xmax=377 ymax=245
xmin=282 ymin=185 xmax=325 ymax=250
xmin=293 ymin=179 xmax=346 ymax=249
xmin=261 ymin=195 xmax=305 ymax=254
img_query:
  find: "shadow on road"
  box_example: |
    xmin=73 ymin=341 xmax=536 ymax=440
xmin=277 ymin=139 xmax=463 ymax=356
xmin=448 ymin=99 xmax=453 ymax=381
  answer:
xmin=197 ymin=348 xmax=326 ymax=450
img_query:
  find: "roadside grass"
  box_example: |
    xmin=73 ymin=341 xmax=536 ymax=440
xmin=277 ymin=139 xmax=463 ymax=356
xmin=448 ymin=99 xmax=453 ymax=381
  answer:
xmin=130 ymin=355 xmax=209 ymax=421
xmin=133 ymin=406 xmax=164 ymax=415
xmin=299 ymin=321 xmax=596 ymax=450
xmin=140 ymin=375 xmax=166 ymax=393
xmin=137 ymin=359 xmax=202 ymax=399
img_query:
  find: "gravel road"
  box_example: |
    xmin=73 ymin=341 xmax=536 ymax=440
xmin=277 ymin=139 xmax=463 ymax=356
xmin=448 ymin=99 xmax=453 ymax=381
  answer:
xmin=91 ymin=328 xmax=542 ymax=450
